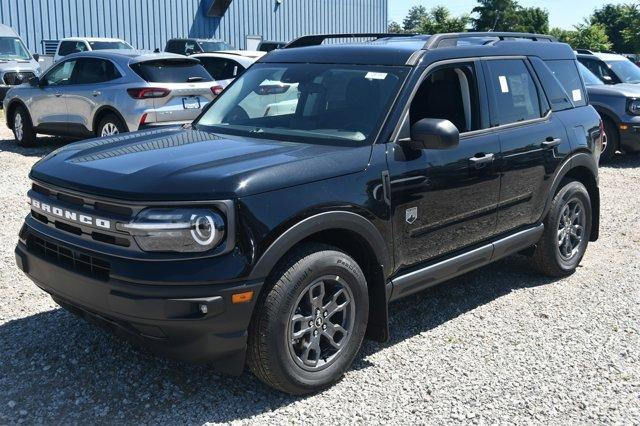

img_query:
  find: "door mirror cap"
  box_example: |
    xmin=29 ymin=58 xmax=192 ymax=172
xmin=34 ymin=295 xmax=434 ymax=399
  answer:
xmin=403 ymin=118 xmax=460 ymax=150
xmin=28 ymin=76 xmax=41 ymax=87
xmin=602 ymin=75 xmax=614 ymax=84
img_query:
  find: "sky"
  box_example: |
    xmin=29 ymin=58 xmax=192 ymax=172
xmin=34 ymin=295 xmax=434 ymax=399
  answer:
xmin=388 ymin=0 xmax=632 ymax=30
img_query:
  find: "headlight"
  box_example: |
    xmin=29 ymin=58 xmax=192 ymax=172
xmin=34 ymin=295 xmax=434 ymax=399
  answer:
xmin=118 ymin=208 xmax=225 ymax=253
xmin=627 ymin=98 xmax=640 ymax=115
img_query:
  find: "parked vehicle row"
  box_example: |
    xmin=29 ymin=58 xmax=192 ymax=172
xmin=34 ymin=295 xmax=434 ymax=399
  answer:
xmin=14 ymin=32 xmax=603 ymax=395
xmin=0 ymin=24 xmax=42 ymax=103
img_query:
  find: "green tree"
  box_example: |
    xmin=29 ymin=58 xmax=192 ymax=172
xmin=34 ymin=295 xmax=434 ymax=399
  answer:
xmin=418 ymin=6 xmax=470 ymax=34
xmin=591 ymin=4 xmax=639 ymax=53
xmin=515 ymin=7 xmax=549 ymax=34
xmin=403 ymin=5 xmax=429 ymax=32
xmin=472 ymin=0 xmax=521 ymax=31
xmin=388 ymin=21 xmax=403 ymax=34
xmin=565 ymin=23 xmax=613 ymax=51
xmin=549 ymin=27 xmax=572 ymax=44
xmin=620 ymin=6 xmax=640 ymax=53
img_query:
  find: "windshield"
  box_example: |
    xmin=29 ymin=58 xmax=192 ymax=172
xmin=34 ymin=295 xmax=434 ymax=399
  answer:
xmin=88 ymin=41 xmax=133 ymax=50
xmin=199 ymin=41 xmax=234 ymax=52
xmin=131 ymin=60 xmax=213 ymax=83
xmin=607 ymin=59 xmax=640 ymax=84
xmin=196 ymin=63 xmax=409 ymax=145
xmin=0 ymin=37 xmax=31 ymax=61
xmin=577 ymin=62 xmax=604 ymax=86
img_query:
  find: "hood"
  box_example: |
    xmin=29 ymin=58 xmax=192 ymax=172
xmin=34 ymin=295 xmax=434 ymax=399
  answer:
xmin=586 ymin=83 xmax=640 ymax=98
xmin=30 ymin=127 xmax=371 ymax=201
xmin=0 ymin=59 xmax=39 ymax=70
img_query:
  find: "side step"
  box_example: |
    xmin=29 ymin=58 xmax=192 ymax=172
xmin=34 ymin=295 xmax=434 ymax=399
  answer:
xmin=389 ymin=224 xmax=544 ymax=301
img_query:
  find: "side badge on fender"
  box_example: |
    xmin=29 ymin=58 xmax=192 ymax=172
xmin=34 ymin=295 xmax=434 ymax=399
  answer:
xmin=406 ymin=207 xmax=418 ymax=224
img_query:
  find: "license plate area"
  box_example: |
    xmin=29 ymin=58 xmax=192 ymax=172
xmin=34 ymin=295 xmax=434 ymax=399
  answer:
xmin=182 ymin=97 xmax=201 ymax=110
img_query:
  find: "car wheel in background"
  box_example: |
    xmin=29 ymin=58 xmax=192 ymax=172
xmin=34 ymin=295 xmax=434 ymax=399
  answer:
xmin=248 ymin=243 xmax=369 ymax=395
xmin=96 ymin=113 xmax=127 ymax=137
xmin=12 ymin=106 xmax=36 ymax=147
xmin=601 ymin=119 xmax=618 ymax=162
xmin=533 ymin=180 xmax=592 ymax=277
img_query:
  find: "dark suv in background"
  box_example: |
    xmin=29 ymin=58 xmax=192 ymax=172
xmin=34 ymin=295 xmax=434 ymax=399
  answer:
xmin=165 ymin=38 xmax=234 ymax=56
xmin=15 ymin=33 xmax=602 ymax=395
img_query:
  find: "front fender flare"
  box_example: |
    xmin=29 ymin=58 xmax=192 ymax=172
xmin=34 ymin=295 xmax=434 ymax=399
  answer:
xmin=248 ymin=211 xmax=390 ymax=281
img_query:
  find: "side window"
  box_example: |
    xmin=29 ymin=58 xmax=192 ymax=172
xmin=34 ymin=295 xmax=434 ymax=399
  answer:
xmin=185 ymin=41 xmax=198 ymax=55
xmin=57 ymin=41 xmax=75 ymax=56
xmin=530 ymin=57 xmax=574 ymax=111
xmin=409 ymin=62 xmax=481 ymax=133
xmin=73 ymin=58 xmax=121 ymax=84
xmin=167 ymin=41 xmax=185 ymax=54
xmin=200 ymin=58 xmax=243 ymax=80
xmin=43 ymin=60 xmax=77 ymax=86
xmin=485 ymin=59 xmax=542 ymax=126
xmin=544 ymin=60 xmax=587 ymax=107
xmin=580 ymin=58 xmax=617 ymax=84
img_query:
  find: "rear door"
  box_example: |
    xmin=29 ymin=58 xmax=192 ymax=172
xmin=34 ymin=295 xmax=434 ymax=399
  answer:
xmin=130 ymin=59 xmax=216 ymax=124
xmin=483 ymin=58 xmax=569 ymax=235
xmin=65 ymin=58 xmax=123 ymax=135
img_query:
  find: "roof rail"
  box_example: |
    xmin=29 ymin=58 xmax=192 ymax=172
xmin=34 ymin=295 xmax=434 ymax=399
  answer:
xmin=424 ymin=32 xmax=556 ymax=49
xmin=285 ymin=33 xmax=416 ymax=49
xmin=575 ymin=49 xmax=595 ymax=55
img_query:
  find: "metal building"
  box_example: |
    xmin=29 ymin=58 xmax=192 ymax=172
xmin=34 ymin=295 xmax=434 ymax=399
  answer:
xmin=0 ymin=0 xmax=388 ymax=54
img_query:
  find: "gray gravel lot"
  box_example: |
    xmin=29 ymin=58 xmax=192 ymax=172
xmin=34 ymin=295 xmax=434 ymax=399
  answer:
xmin=0 ymin=117 xmax=638 ymax=424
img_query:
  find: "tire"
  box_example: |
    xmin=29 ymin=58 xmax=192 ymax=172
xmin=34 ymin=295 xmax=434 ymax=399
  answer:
xmin=601 ymin=118 xmax=618 ymax=162
xmin=12 ymin=106 xmax=36 ymax=147
xmin=533 ymin=180 xmax=592 ymax=277
xmin=248 ymin=243 xmax=369 ymax=395
xmin=96 ymin=113 xmax=127 ymax=137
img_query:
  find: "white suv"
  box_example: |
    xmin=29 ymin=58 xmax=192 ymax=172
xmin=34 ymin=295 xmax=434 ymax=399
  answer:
xmin=54 ymin=37 xmax=134 ymax=62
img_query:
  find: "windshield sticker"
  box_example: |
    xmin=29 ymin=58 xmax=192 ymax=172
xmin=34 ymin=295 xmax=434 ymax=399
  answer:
xmin=572 ymin=89 xmax=583 ymax=102
xmin=365 ymin=72 xmax=387 ymax=80
xmin=498 ymin=76 xmax=509 ymax=93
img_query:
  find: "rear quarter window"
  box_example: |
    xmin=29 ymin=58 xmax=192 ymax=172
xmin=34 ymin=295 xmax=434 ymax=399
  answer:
xmin=130 ymin=60 xmax=213 ymax=83
xmin=545 ymin=60 xmax=587 ymax=107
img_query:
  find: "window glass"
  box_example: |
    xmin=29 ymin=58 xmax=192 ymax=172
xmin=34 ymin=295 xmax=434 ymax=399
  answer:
xmin=87 ymin=41 xmax=133 ymax=50
xmin=165 ymin=41 xmax=183 ymax=54
xmin=545 ymin=60 xmax=587 ymax=107
xmin=74 ymin=58 xmax=121 ymax=84
xmin=196 ymin=63 xmax=409 ymax=145
xmin=577 ymin=62 xmax=604 ymax=86
xmin=486 ymin=60 xmax=541 ymax=126
xmin=607 ymin=59 xmax=640 ymax=84
xmin=44 ymin=60 xmax=77 ymax=86
xmin=185 ymin=41 xmax=200 ymax=55
xmin=0 ymin=37 xmax=31 ymax=60
xmin=529 ymin=57 xmax=573 ymax=111
xmin=579 ymin=58 xmax=618 ymax=84
xmin=57 ymin=41 xmax=76 ymax=56
xmin=198 ymin=57 xmax=244 ymax=80
xmin=199 ymin=41 xmax=234 ymax=52
xmin=410 ymin=63 xmax=481 ymax=133
xmin=130 ymin=59 xmax=213 ymax=83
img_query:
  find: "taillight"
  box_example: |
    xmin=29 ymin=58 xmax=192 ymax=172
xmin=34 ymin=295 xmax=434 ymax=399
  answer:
xmin=211 ymin=85 xmax=224 ymax=96
xmin=127 ymin=88 xmax=171 ymax=99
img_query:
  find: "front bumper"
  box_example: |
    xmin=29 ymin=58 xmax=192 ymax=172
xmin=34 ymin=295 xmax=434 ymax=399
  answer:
xmin=619 ymin=122 xmax=640 ymax=152
xmin=15 ymin=224 xmax=263 ymax=375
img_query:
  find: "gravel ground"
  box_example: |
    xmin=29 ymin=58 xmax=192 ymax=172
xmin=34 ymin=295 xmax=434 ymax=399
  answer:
xmin=0 ymin=117 xmax=638 ymax=425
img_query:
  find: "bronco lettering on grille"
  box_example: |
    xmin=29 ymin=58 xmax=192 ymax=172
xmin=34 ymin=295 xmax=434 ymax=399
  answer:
xmin=29 ymin=197 xmax=112 ymax=230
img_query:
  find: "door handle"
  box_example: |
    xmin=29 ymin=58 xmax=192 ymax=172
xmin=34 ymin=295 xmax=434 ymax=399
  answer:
xmin=54 ymin=92 xmax=62 ymax=97
xmin=542 ymin=137 xmax=562 ymax=148
xmin=92 ymin=91 xmax=101 ymax=97
xmin=469 ymin=153 xmax=495 ymax=168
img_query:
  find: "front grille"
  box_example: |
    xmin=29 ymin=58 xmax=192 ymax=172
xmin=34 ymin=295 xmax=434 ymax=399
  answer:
xmin=3 ymin=72 xmax=35 ymax=85
xmin=27 ymin=234 xmax=111 ymax=281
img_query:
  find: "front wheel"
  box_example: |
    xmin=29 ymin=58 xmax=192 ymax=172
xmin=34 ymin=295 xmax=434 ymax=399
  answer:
xmin=248 ymin=243 xmax=369 ymax=395
xmin=12 ymin=106 xmax=36 ymax=146
xmin=533 ymin=180 xmax=592 ymax=277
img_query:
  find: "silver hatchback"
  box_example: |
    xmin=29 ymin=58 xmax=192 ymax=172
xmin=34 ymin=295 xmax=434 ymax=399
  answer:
xmin=3 ymin=50 xmax=219 ymax=145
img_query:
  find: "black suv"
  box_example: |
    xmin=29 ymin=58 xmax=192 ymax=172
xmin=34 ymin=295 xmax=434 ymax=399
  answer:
xmin=15 ymin=33 xmax=602 ymax=395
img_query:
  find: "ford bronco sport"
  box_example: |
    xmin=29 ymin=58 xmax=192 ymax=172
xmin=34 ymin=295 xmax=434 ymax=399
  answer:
xmin=15 ymin=33 xmax=602 ymax=395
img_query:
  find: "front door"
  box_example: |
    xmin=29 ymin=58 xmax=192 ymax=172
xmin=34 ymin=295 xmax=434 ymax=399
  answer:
xmin=387 ymin=61 xmax=501 ymax=272
xmin=30 ymin=59 xmax=77 ymax=133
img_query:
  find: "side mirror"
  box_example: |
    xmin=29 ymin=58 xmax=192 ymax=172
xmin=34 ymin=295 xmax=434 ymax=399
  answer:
xmin=32 ymin=53 xmax=40 ymax=61
xmin=602 ymin=75 xmax=614 ymax=84
xmin=29 ymin=76 xmax=41 ymax=87
xmin=401 ymin=118 xmax=460 ymax=150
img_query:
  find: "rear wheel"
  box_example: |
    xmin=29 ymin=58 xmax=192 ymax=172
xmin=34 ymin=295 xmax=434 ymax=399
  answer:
xmin=601 ymin=118 xmax=618 ymax=162
xmin=248 ymin=243 xmax=369 ymax=395
xmin=12 ymin=106 xmax=36 ymax=146
xmin=533 ymin=180 xmax=592 ymax=277
xmin=96 ymin=113 xmax=127 ymax=137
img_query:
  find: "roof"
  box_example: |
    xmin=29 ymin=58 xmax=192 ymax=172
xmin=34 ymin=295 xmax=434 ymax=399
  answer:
xmin=0 ymin=24 xmax=19 ymax=38
xmin=577 ymin=51 xmax=629 ymax=62
xmin=63 ymin=50 xmax=194 ymax=64
xmin=168 ymin=37 xmax=228 ymax=43
xmin=192 ymin=50 xmax=265 ymax=60
xmin=60 ymin=37 xmax=129 ymax=43
xmin=261 ymin=33 xmax=576 ymax=66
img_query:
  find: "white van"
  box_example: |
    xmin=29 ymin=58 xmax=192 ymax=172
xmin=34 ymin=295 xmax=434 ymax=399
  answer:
xmin=0 ymin=24 xmax=41 ymax=102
